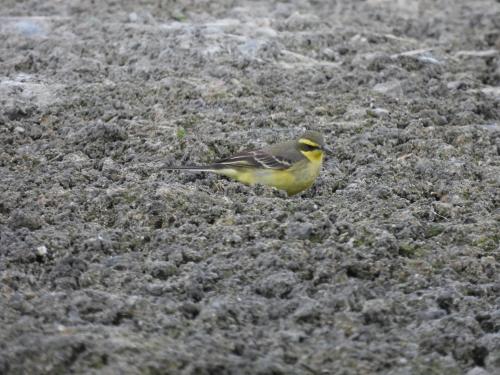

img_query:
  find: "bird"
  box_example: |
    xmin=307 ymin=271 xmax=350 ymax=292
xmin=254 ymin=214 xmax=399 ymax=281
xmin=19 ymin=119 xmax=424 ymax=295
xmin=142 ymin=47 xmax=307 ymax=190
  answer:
xmin=166 ymin=131 xmax=331 ymax=196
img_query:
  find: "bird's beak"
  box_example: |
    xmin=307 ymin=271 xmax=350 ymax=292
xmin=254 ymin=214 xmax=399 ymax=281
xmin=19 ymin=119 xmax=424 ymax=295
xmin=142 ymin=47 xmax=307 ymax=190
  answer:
xmin=323 ymin=145 xmax=333 ymax=155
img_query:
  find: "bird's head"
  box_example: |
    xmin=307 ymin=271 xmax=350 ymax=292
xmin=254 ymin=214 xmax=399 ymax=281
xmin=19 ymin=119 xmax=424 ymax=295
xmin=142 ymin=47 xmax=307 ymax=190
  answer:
xmin=296 ymin=131 xmax=332 ymax=162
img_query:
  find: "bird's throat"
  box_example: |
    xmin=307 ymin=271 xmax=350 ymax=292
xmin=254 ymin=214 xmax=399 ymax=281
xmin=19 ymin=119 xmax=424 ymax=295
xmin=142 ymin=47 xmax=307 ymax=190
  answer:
xmin=301 ymin=150 xmax=324 ymax=163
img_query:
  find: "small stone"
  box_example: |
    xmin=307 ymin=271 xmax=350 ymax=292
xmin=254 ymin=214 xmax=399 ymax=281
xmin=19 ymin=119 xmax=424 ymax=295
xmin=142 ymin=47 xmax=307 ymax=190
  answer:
xmin=418 ymin=308 xmax=447 ymax=320
xmin=128 ymin=12 xmax=138 ymax=22
xmin=447 ymin=80 xmax=468 ymax=90
xmin=367 ymin=107 xmax=390 ymax=118
xmin=321 ymin=47 xmax=336 ymax=61
xmin=56 ymin=324 xmax=66 ymax=332
xmin=146 ymin=283 xmax=165 ymax=297
xmin=223 ymin=233 xmax=242 ymax=245
xmin=36 ymin=245 xmax=48 ymax=256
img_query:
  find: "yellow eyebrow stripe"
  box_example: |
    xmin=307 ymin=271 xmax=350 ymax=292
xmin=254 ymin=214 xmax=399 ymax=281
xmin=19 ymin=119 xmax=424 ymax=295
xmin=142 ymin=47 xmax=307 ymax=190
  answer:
xmin=298 ymin=138 xmax=320 ymax=147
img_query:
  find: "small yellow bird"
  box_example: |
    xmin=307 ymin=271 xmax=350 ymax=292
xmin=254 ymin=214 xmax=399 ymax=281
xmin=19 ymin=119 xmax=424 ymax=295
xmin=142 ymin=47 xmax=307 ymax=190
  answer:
xmin=167 ymin=131 xmax=331 ymax=195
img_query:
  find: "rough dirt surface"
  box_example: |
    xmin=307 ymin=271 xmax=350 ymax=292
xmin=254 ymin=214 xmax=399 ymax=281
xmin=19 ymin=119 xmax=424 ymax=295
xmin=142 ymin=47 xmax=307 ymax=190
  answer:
xmin=1 ymin=0 xmax=499 ymax=374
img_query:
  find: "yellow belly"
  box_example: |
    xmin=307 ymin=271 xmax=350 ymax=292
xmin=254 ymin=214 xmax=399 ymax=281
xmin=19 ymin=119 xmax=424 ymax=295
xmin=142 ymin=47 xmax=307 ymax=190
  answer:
xmin=216 ymin=157 xmax=323 ymax=196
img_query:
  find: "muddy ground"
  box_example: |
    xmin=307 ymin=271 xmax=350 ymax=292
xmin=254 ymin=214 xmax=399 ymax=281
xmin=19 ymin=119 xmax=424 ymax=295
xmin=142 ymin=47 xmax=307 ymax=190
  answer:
xmin=1 ymin=0 xmax=499 ymax=374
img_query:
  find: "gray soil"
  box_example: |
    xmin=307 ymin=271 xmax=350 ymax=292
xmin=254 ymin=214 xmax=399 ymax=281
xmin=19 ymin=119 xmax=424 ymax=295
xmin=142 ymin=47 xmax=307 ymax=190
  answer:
xmin=1 ymin=0 xmax=499 ymax=374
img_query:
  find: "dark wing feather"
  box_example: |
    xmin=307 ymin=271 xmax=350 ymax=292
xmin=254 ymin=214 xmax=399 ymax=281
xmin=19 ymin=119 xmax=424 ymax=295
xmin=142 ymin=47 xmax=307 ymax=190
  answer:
xmin=211 ymin=149 xmax=292 ymax=170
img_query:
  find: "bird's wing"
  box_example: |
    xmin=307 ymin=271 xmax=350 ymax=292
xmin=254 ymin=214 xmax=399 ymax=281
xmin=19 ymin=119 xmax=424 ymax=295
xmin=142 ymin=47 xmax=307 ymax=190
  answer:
xmin=212 ymin=149 xmax=293 ymax=170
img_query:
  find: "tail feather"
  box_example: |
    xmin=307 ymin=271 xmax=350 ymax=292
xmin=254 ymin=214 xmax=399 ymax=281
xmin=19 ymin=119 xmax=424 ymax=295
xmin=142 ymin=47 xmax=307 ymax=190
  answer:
xmin=164 ymin=165 xmax=217 ymax=172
